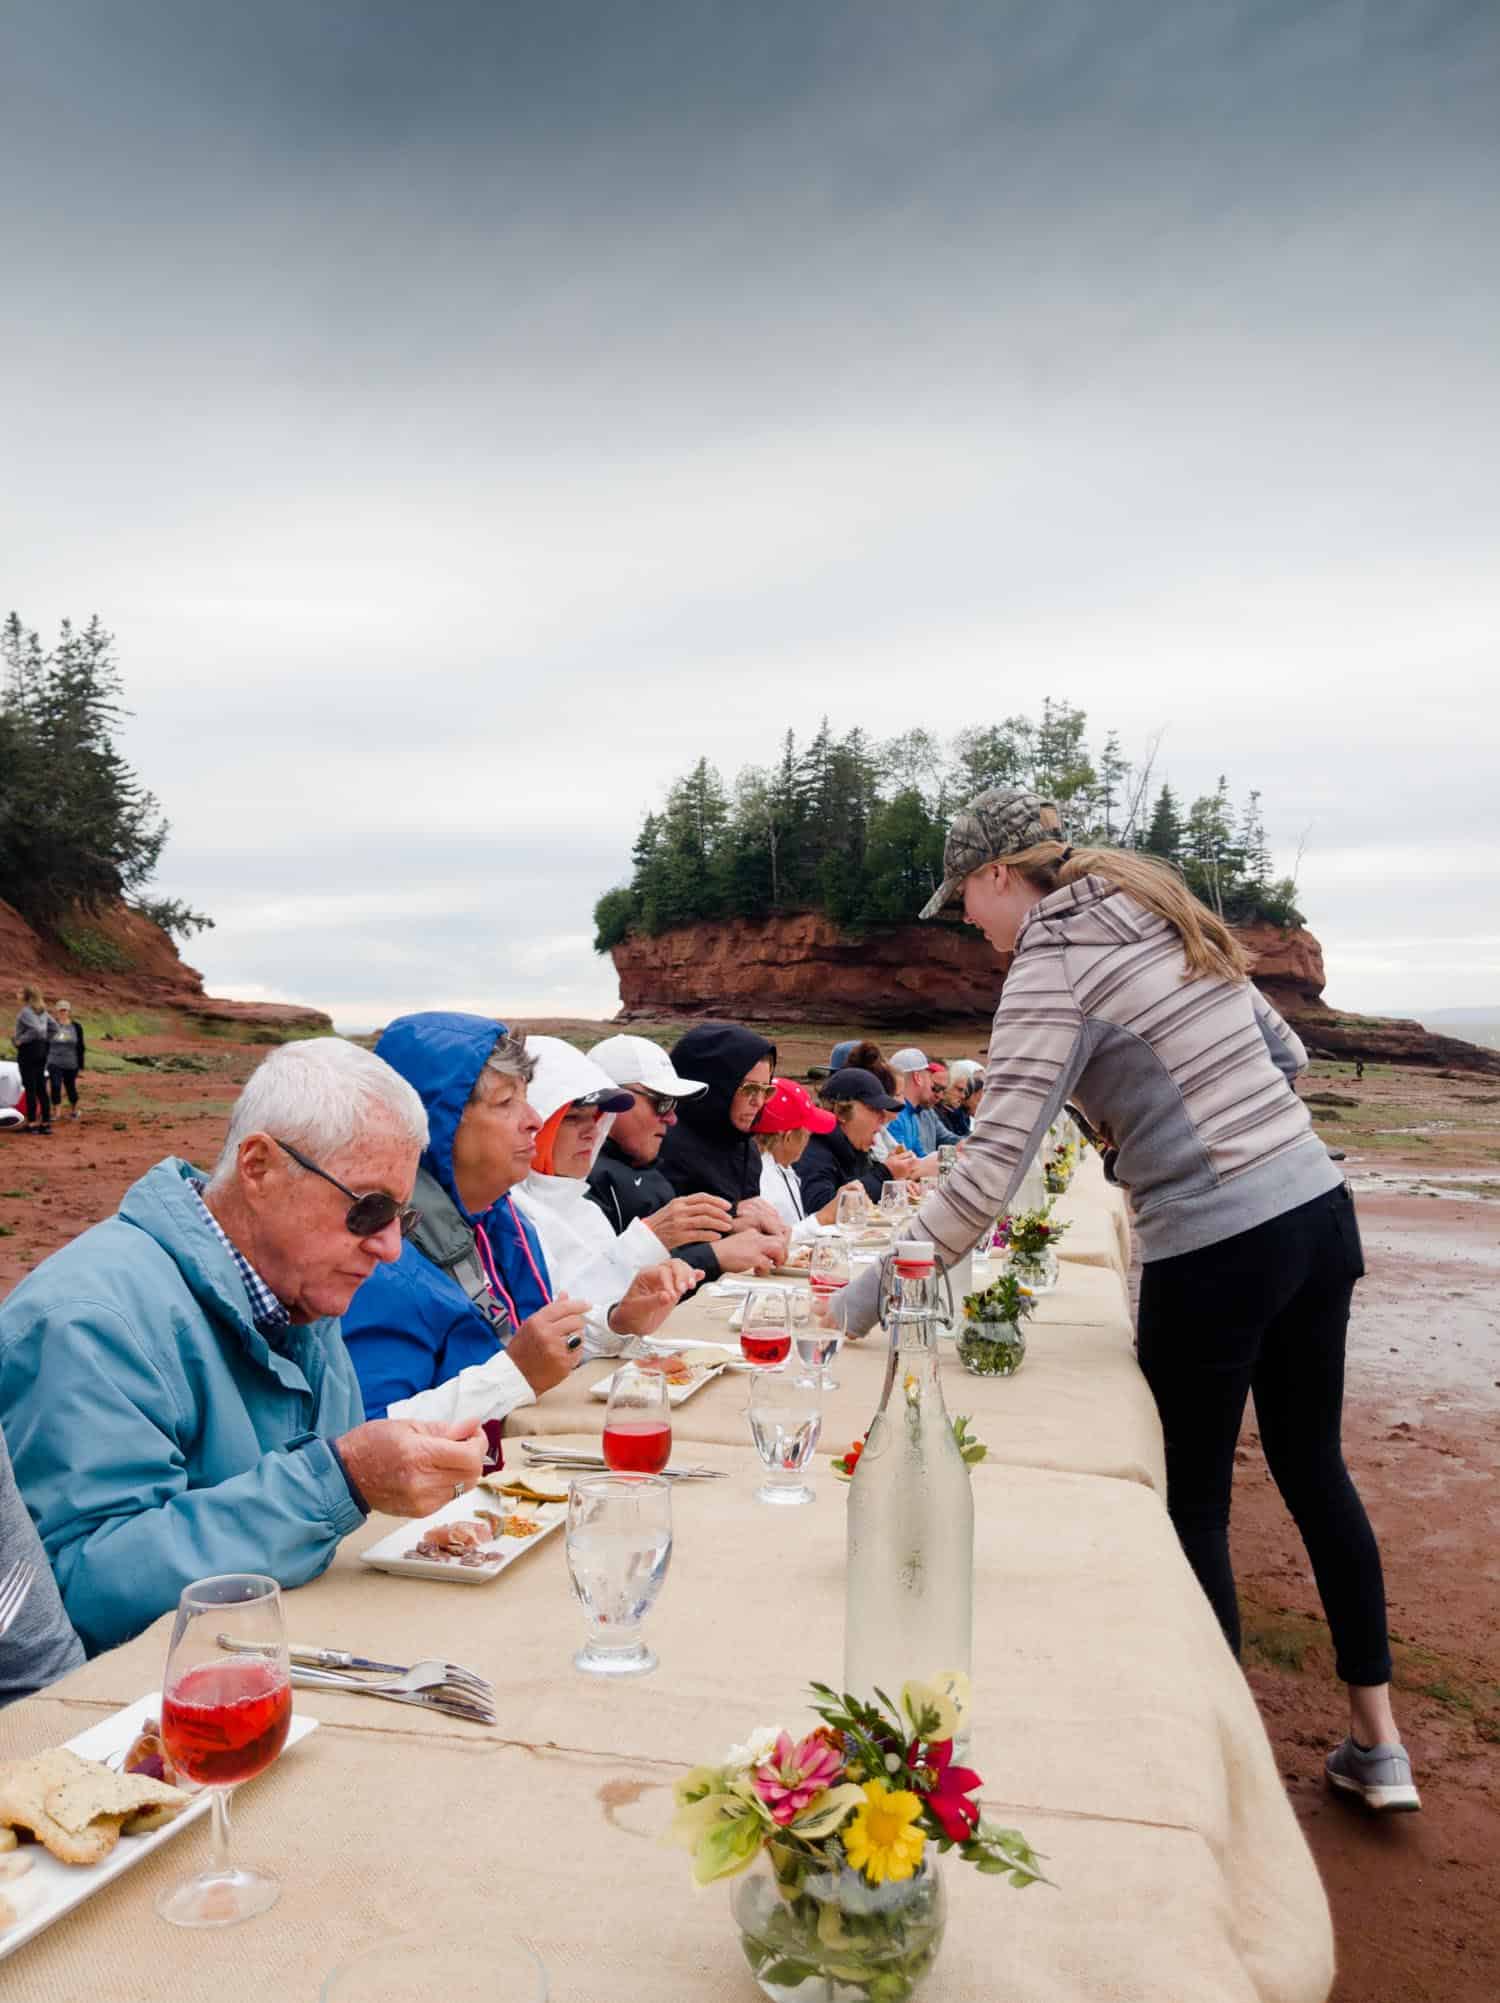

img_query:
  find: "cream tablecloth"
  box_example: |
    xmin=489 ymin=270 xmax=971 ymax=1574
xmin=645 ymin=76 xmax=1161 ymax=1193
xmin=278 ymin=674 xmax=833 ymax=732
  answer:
xmin=0 ymin=1171 xmax=1333 ymax=2002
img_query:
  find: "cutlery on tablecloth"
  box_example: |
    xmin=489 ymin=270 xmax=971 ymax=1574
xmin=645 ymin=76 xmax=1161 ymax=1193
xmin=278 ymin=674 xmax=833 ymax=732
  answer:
xmin=289 ymin=1666 xmax=496 ymax=1724
xmin=521 ymin=1447 xmax=726 ymax=1481
xmin=217 ymin=1631 xmax=492 ymax=1700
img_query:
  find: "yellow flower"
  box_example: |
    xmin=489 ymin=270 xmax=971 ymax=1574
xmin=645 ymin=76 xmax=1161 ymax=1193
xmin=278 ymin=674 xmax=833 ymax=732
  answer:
xmin=843 ymin=1779 xmax=926 ymax=1885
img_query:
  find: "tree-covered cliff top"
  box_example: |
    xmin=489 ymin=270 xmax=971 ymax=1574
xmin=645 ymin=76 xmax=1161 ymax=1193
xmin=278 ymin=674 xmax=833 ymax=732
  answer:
xmin=595 ymin=700 xmax=1304 ymax=951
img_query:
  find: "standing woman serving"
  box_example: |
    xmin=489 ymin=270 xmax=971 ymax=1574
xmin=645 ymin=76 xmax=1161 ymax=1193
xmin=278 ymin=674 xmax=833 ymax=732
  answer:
xmin=841 ymin=789 xmax=1416 ymax=1816
xmin=12 ymin=988 xmax=57 ymax=1135
xmin=46 ymin=999 xmax=86 ymax=1122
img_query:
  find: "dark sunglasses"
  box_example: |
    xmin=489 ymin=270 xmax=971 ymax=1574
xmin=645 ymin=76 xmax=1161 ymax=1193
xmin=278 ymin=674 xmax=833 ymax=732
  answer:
xmin=633 ymin=1089 xmax=679 ymax=1117
xmin=276 ymin=1140 xmax=421 ymax=1239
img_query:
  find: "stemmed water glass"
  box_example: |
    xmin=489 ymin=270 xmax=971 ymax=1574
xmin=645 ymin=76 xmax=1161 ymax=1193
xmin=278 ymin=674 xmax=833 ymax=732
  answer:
xmin=740 ymin=1285 xmax=792 ymax=1368
xmin=878 ymin=1180 xmax=910 ymax=1223
xmin=601 ymin=1361 xmax=672 ymax=1473
xmin=791 ymin=1283 xmax=843 ymax=1391
xmin=834 ymin=1188 xmax=868 ymax=1238
xmin=565 ymin=1474 xmax=673 ymax=1677
xmin=156 ymin=1573 xmax=292 ymax=1929
xmin=746 ymin=1369 xmax=822 ymax=1506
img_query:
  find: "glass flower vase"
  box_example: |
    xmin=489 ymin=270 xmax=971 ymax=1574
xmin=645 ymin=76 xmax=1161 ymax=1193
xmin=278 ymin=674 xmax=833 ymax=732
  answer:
xmin=956 ymin=1317 xmax=1027 ymax=1377
xmin=1009 ymin=1246 xmax=1058 ymax=1293
xmin=731 ymin=1851 xmax=946 ymax=2003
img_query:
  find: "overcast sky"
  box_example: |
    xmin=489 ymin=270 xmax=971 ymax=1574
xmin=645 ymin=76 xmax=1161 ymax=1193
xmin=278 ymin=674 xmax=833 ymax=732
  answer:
xmin=4 ymin=0 xmax=1497 ymax=1028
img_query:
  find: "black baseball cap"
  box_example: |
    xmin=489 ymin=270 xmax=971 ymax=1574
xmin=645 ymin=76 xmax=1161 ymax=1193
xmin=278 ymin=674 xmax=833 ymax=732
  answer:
xmin=821 ymin=1066 xmax=903 ymax=1113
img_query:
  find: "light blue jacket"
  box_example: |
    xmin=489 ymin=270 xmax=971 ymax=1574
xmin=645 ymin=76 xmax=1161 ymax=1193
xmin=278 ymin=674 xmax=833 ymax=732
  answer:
xmin=0 ymin=1158 xmax=365 ymax=1656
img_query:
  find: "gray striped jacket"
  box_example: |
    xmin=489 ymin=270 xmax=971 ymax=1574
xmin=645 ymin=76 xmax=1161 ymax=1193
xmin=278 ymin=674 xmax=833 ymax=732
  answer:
xmin=915 ymin=875 xmax=1341 ymax=1278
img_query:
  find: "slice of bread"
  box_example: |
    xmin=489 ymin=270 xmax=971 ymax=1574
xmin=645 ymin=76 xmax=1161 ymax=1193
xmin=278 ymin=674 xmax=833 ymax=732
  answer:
xmin=0 ymin=1748 xmax=189 ymax=1867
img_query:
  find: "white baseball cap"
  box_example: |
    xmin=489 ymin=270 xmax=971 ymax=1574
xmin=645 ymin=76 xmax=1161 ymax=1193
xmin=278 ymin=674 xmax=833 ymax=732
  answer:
xmin=587 ymin=1034 xmax=708 ymax=1099
xmin=888 ymin=1046 xmax=931 ymax=1075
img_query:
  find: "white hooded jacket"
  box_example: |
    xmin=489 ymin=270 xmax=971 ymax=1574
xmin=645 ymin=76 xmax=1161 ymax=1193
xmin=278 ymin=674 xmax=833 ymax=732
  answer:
xmin=509 ymin=1037 xmax=670 ymax=1354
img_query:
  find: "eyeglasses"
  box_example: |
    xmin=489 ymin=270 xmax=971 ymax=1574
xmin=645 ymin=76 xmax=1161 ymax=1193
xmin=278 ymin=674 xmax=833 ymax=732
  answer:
xmin=275 ymin=1140 xmax=422 ymax=1240
xmin=733 ymin=1082 xmax=774 ymax=1104
xmin=629 ymin=1088 xmax=679 ymax=1118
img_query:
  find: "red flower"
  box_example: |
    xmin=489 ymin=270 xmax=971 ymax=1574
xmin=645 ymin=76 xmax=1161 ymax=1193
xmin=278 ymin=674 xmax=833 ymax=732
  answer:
xmin=837 ymin=1436 xmax=865 ymax=1476
xmin=922 ymin=1738 xmax=983 ymax=1841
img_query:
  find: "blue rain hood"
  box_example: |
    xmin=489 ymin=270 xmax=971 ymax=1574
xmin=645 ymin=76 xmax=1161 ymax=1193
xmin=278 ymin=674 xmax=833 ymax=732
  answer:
xmin=374 ymin=1011 xmax=507 ymax=1220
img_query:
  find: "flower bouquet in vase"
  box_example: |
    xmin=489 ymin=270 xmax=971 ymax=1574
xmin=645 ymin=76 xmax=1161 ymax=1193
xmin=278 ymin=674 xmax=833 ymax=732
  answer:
xmin=991 ymin=1202 xmax=1067 ymax=1293
xmin=670 ymin=1676 xmax=1047 ymax=2003
xmin=957 ymin=1271 xmax=1036 ymax=1377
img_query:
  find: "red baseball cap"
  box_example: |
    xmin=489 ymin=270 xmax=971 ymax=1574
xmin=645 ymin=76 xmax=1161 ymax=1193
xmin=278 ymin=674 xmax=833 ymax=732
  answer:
xmin=755 ymin=1077 xmax=836 ymax=1135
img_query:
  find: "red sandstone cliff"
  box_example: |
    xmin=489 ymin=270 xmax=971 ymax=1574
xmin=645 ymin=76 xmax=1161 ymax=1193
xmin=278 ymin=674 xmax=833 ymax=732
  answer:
xmin=612 ymin=914 xmax=1500 ymax=1075
xmin=0 ymin=898 xmax=331 ymax=1035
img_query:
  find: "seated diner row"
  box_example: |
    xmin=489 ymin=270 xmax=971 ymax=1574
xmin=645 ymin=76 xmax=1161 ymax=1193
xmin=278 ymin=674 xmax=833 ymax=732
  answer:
xmin=341 ymin=1014 xmax=694 ymax=1425
xmin=0 ymin=1038 xmax=489 ymax=1656
xmin=751 ymin=1077 xmax=871 ymax=1236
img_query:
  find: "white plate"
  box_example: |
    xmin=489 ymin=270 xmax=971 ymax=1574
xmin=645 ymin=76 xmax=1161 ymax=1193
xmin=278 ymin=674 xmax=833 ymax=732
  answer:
xmin=0 ymin=1691 xmax=318 ymax=1964
xmin=588 ymin=1359 xmax=726 ymax=1406
xmin=358 ymin=1489 xmax=567 ymax=1584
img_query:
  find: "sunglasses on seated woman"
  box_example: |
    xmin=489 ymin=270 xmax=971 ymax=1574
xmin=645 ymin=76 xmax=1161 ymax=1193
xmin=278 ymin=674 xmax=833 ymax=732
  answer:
xmin=276 ymin=1139 xmax=422 ymax=1238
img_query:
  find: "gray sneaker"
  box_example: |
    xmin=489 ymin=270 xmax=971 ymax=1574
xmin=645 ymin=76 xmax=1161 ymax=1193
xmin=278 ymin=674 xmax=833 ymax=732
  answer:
xmin=1325 ymin=1737 xmax=1421 ymax=1813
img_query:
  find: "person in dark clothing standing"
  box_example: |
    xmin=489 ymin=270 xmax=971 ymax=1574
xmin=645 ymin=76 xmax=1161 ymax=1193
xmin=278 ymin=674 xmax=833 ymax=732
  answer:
xmin=654 ymin=1024 xmax=790 ymax=1254
xmin=46 ymin=999 xmax=86 ymax=1120
xmin=585 ymin=1034 xmax=783 ymax=1282
xmin=12 ymin=988 xmax=57 ymax=1135
xmin=798 ymin=1066 xmax=906 ymax=1210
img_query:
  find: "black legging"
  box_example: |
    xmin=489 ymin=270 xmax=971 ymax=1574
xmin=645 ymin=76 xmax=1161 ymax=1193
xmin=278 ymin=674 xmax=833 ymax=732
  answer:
xmin=48 ymin=1068 xmax=79 ymax=1109
xmin=1136 ymin=1183 xmax=1392 ymax=1687
xmin=16 ymin=1044 xmax=50 ymax=1127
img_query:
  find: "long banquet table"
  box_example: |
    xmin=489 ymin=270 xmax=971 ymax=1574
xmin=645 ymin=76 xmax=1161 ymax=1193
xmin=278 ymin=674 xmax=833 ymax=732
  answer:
xmin=0 ymin=1170 xmax=1334 ymax=2003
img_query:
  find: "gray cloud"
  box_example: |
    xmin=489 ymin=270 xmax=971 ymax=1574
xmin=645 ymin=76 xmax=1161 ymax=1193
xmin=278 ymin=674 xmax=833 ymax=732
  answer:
xmin=3 ymin=0 xmax=1498 ymax=1024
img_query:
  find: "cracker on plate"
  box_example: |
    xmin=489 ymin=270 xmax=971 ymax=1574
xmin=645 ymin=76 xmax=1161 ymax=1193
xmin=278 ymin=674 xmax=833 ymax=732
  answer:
xmin=0 ymin=1747 xmax=188 ymax=1867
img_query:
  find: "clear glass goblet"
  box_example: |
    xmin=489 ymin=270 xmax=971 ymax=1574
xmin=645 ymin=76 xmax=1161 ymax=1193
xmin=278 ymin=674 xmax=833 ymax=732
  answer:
xmin=565 ymin=1474 xmax=673 ymax=1677
xmin=747 ymin=1369 xmax=822 ymax=1506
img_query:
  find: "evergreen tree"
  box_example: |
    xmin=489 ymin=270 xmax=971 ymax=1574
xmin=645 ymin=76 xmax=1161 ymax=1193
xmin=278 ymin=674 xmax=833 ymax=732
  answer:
xmin=0 ymin=611 xmax=180 ymax=934
xmin=1141 ymin=784 xmax=1184 ymax=862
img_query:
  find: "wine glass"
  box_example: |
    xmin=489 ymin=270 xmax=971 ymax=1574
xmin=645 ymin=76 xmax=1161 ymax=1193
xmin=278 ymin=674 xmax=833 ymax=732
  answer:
xmin=808 ymin=1235 xmax=850 ymax=1320
xmin=740 ymin=1286 xmax=792 ymax=1368
xmin=746 ymin=1369 xmax=822 ymax=1506
xmin=156 ymin=1573 xmax=292 ymax=1929
xmin=834 ymin=1188 xmax=867 ymax=1238
xmin=793 ymin=1282 xmax=843 ymax=1391
xmin=601 ymin=1362 xmax=672 ymax=1473
xmin=878 ymin=1180 xmax=908 ymax=1222
xmin=565 ymin=1474 xmax=673 ymax=1676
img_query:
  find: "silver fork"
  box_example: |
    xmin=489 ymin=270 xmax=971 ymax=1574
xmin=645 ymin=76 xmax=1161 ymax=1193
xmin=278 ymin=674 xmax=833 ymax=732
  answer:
xmin=289 ymin=1666 xmax=496 ymax=1724
xmin=217 ymin=1633 xmax=492 ymax=1703
xmin=0 ymin=1560 xmax=36 ymax=1640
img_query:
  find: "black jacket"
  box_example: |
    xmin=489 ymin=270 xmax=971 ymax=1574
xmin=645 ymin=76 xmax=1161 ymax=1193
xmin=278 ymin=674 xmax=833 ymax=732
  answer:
xmin=655 ymin=1023 xmax=776 ymax=1212
xmin=798 ymin=1122 xmax=889 ymax=1212
xmin=585 ymin=1138 xmax=724 ymax=1284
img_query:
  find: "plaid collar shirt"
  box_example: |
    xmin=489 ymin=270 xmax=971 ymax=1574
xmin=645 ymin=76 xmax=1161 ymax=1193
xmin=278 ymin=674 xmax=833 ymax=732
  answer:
xmin=193 ymin=1185 xmax=291 ymax=1337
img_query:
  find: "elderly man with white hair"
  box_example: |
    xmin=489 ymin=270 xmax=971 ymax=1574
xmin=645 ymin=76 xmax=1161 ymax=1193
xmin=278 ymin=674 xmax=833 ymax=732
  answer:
xmin=0 ymin=1037 xmax=486 ymax=1656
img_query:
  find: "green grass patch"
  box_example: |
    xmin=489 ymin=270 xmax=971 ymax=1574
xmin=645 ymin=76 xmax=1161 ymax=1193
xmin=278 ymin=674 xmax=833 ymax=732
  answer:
xmin=55 ymin=923 xmax=134 ymax=973
xmin=193 ymin=1017 xmax=326 ymax=1045
xmin=1242 ymin=1613 xmax=1317 ymax=1674
xmin=88 ymin=1011 xmax=170 ymax=1041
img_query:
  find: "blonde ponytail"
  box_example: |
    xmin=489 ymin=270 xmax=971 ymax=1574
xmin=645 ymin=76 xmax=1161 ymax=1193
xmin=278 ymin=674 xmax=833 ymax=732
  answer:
xmin=1004 ymin=843 xmax=1251 ymax=984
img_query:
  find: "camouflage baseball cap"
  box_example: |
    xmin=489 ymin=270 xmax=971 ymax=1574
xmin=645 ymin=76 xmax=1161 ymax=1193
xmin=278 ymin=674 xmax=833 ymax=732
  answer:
xmin=918 ymin=789 xmax=1066 ymax=920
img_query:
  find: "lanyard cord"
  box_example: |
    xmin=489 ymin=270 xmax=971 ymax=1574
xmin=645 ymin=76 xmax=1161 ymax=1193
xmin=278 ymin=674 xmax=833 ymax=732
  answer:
xmin=473 ymin=1220 xmax=521 ymax=1329
xmin=777 ymin=1162 xmax=805 ymax=1219
xmin=507 ymin=1196 xmax=553 ymax=1306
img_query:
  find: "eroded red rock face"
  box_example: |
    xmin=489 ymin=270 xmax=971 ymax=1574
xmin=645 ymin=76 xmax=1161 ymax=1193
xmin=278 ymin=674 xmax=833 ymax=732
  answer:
xmin=611 ymin=913 xmax=1500 ymax=1074
xmin=0 ymin=897 xmax=330 ymax=1034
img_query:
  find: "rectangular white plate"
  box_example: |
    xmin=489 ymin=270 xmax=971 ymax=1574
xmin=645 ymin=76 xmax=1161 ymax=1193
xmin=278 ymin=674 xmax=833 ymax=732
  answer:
xmin=358 ymin=1488 xmax=567 ymax=1584
xmin=588 ymin=1359 xmax=726 ymax=1406
xmin=0 ymin=1691 xmax=318 ymax=1965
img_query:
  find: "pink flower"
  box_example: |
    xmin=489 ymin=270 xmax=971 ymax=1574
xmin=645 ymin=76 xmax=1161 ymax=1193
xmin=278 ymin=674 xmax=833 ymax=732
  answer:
xmin=753 ymin=1730 xmax=846 ymax=1825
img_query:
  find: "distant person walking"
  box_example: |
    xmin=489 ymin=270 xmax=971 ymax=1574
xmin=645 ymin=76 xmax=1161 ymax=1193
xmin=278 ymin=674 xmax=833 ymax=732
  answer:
xmin=46 ymin=1000 xmax=86 ymax=1120
xmin=12 ymin=988 xmax=57 ymax=1135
